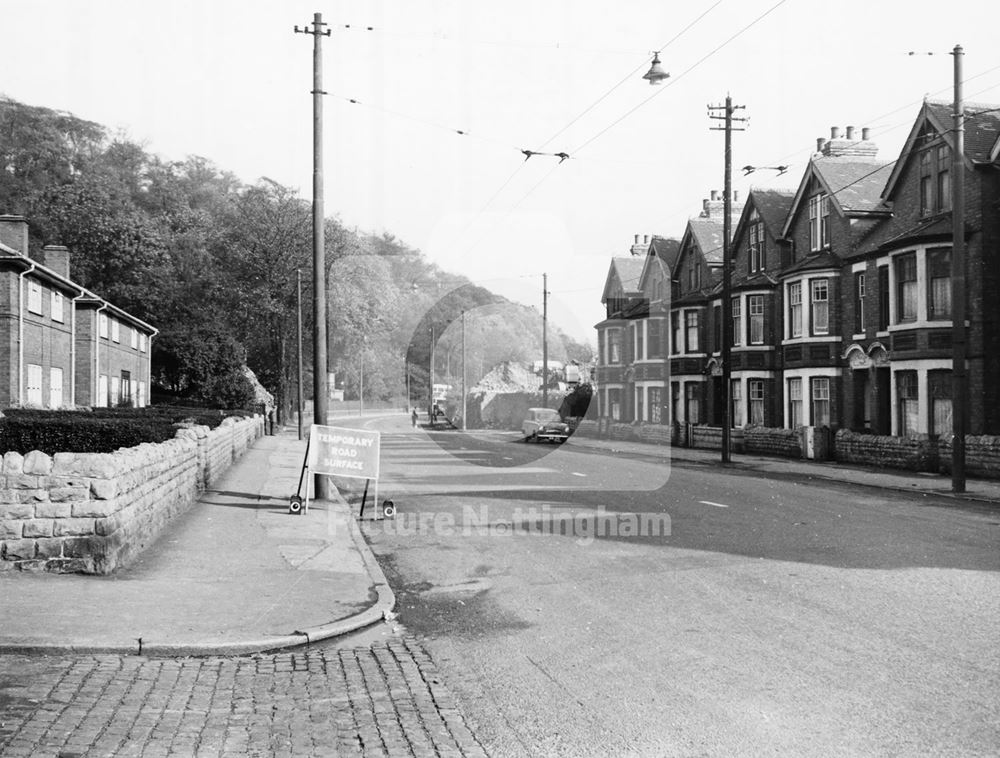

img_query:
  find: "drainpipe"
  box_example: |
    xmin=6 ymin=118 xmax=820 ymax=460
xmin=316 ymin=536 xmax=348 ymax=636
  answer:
xmin=69 ymin=290 xmax=86 ymax=407
xmin=94 ymin=301 xmax=109 ymax=406
xmin=146 ymin=327 xmax=159 ymax=407
xmin=17 ymin=261 xmax=37 ymax=405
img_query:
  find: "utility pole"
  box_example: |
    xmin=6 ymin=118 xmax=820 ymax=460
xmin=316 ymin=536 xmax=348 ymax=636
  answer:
xmin=708 ymin=95 xmax=746 ymax=464
xmin=296 ymin=268 xmax=304 ymax=441
xmin=542 ymin=273 xmax=549 ymax=407
xmin=429 ymin=326 xmax=435 ymax=420
xmin=461 ymin=311 xmax=467 ymax=431
xmin=294 ymin=12 xmax=330 ymax=497
xmin=951 ymin=45 xmax=967 ymax=492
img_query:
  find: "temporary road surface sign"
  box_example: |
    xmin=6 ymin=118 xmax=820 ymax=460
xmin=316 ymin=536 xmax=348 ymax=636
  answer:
xmin=307 ymin=425 xmax=381 ymax=480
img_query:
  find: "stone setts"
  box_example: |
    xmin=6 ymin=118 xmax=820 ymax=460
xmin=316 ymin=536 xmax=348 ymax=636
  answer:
xmin=0 ymin=415 xmax=264 ymax=574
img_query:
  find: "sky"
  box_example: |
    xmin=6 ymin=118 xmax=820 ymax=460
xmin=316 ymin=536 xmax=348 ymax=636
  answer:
xmin=3 ymin=0 xmax=999 ymax=347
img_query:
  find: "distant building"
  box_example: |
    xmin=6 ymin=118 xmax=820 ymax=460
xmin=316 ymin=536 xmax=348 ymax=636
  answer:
xmin=0 ymin=215 xmax=157 ymax=409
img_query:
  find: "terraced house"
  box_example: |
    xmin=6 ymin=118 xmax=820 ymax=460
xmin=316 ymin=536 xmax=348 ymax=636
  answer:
xmin=594 ymin=100 xmax=1000 ymax=441
xmin=0 ymin=214 xmax=157 ymax=410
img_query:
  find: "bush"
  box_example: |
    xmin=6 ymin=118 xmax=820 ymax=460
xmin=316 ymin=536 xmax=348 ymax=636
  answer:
xmin=0 ymin=416 xmax=179 ymax=455
xmin=2 ymin=406 xmax=256 ymax=431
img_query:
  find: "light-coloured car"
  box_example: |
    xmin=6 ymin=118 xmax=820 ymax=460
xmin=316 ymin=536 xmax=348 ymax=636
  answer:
xmin=522 ymin=407 xmax=569 ymax=443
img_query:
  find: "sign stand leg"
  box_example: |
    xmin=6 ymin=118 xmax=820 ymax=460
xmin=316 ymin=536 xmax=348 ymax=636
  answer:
xmin=304 ymin=466 xmax=311 ymax=514
xmin=359 ymin=479 xmax=370 ymax=519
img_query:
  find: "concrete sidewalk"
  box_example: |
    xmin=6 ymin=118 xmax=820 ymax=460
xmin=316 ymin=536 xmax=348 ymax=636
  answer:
xmin=566 ymin=433 xmax=1000 ymax=505
xmin=0 ymin=432 xmax=394 ymax=657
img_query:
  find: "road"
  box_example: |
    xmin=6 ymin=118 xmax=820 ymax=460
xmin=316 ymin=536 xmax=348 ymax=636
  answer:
xmin=348 ymin=412 xmax=1000 ymax=757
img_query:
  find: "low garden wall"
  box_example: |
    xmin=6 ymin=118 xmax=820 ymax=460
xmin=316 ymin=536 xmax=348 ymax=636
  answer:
xmin=744 ymin=427 xmax=803 ymax=459
xmin=0 ymin=415 xmax=264 ymax=574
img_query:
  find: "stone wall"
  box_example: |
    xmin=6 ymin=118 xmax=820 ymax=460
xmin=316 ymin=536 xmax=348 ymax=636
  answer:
xmin=834 ymin=430 xmax=939 ymax=472
xmin=744 ymin=427 xmax=803 ymax=459
xmin=0 ymin=415 xmax=264 ymax=574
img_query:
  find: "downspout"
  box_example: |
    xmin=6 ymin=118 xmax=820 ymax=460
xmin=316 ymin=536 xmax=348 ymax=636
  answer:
xmin=94 ymin=301 xmax=109 ymax=406
xmin=17 ymin=261 xmax=37 ymax=405
xmin=69 ymin=289 xmax=86 ymax=407
xmin=147 ymin=327 xmax=159 ymax=407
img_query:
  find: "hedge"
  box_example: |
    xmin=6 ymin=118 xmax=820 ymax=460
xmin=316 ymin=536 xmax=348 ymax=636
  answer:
xmin=2 ymin=406 xmax=254 ymax=431
xmin=0 ymin=416 xmax=179 ymax=455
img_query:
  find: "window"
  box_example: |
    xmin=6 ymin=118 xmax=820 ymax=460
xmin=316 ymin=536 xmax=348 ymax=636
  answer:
xmin=811 ymin=279 xmax=829 ymax=335
xmin=688 ymin=262 xmax=700 ymax=292
xmin=111 ymin=318 xmax=120 ymax=343
xmin=685 ymin=382 xmax=700 ymax=425
xmin=808 ymin=194 xmax=830 ymax=251
xmin=936 ymin=145 xmax=951 ymax=212
xmin=877 ymin=266 xmax=890 ymax=330
xmin=748 ymin=209 xmax=765 ymax=272
xmin=51 ymin=291 xmax=64 ymax=323
xmin=635 ymin=387 xmax=644 ymax=422
xmin=50 ymin=367 xmax=63 ymax=409
xmin=919 ymin=150 xmax=933 ymax=216
xmin=731 ymin=379 xmax=743 ymax=428
xmin=749 ymin=380 xmax=765 ymax=426
xmin=139 ymin=333 xmax=147 ymax=352
xmin=732 ymin=297 xmax=742 ymax=347
xmin=649 ymin=387 xmax=662 ymax=424
xmin=812 ymin=377 xmax=831 ymax=427
xmin=111 ymin=377 xmax=121 ymax=406
xmin=929 ymin=370 xmax=952 ymax=437
xmin=927 ymin=249 xmax=951 ymax=320
xmin=634 ymin=323 xmax=644 ymax=361
xmin=789 ymin=282 xmax=803 ymax=338
xmin=26 ymin=364 xmax=43 ymax=405
xmin=121 ymin=370 xmax=132 ymax=407
xmin=854 ymin=272 xmax=866 ymax=333
xmin=897 ymin=371 xmax=918 ymax=436
xmin=27 ymin=280 xmax=43 ymax=315
xmin=685 ymin=311 xmax=699 ymax=352
xmin=98 ymin=375 xmax=108 ymax=407
xmin=671 ymin=383 xmax=680 ymax=425
xmin=609 ymin=389 xmax=621 ymax=421
xmin=137 ymin=381 xmax=147 ymax=409
xmin=598 ymin=331 xmax=605 ymax=365
xmin=130 ymin=327 xmax=138 ymax=349
xmin=748 ymin=295 xmax=765 ymax=345
xmin=671 ymin=312 xmax=681 ymax=355
xmin=788 ymin=378 xmax=802 ymax=428
xmin=609 ymin=331 xmax=621 ymax=364
xmin=648 ymin=320 xmax=662 ymax=358
xmin=99 ymin=313 xmax=109 ymax=338
xmin=896 ymin=254 xmax=917 ymax=322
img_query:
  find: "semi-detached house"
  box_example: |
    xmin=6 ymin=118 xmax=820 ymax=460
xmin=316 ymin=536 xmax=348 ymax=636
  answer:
xmin=0 ymin=214 xmax=157 ymax=409
xmin=594 ymin=100 xmax=1000 ymax=439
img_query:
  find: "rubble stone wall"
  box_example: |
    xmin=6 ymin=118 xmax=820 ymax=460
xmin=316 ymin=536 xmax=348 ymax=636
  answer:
xmin=0 ymin=415 xmax=263 ymax=574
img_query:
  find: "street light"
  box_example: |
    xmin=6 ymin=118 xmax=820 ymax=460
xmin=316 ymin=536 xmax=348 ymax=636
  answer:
xmin=643 ymin=53 xmax=670 ymax=85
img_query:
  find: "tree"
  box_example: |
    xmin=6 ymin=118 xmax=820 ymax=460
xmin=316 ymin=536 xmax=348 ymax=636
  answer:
xmin=153 ymin=325 xmax=254 ymax=409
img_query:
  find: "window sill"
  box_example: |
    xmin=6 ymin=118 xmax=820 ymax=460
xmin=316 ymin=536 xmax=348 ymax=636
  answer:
xmin=781 ymin=335 xmax=842 ymax=345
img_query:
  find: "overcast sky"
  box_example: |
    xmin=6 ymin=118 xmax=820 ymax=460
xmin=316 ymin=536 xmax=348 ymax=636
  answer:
xmin=4 ymin=1 xmax=998 ymax=345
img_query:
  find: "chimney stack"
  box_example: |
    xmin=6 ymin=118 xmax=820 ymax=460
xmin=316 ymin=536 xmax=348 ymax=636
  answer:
xmin=820 ymin=124 xmax=879 ymax=160
xmin=41 ymin=245 xmax=70 ymax=280
xmin=0 ymin=215 xmax=28 ymax=255
xmin=630 ymin=234 xmax=647 ymax=257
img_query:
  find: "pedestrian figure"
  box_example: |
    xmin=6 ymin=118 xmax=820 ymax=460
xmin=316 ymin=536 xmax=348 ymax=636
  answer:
xmin=411 ymin=408 xmax=418 ymax=428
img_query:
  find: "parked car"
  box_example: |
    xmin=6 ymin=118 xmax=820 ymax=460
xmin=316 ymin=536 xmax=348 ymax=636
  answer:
xmin=522 ymin=407 xmax=570 ymax=443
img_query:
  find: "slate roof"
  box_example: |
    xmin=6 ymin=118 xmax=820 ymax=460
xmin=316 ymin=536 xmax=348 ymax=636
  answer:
xmin=688 ymin=216 xmax=726 ymax=264
xmin=780 ymin=250 xmax=841 ymax=277
xmin=812 ymin=157 xmax=894 ymax=214
xmin=924 ymin=99 xmax=1000 ymax=163
xmin=649 ymin=236 xmax=682 ymax=270
xmin=601 ymin=256 xmax=645 ymax=302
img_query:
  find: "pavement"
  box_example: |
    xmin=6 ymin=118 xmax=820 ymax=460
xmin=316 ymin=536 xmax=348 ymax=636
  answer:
xmin=0 ymin=430 xmax=395 ymax=657
xmin=2 ymin=421 xmax=997 ymax=659
xmin=565 ymin=431 xmax=1000 ymax=506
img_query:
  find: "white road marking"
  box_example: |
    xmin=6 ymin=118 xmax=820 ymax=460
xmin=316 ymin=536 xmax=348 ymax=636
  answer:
xmin=699 ymin=500 xmax=730 ymax=508
xmin=572 ymin=472 xmax=587 ymax=477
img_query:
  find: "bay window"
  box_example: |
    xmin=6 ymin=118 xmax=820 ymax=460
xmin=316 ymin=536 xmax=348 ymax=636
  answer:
xmin=789 ymin=282 xmax=802 ymax=338
xmin=927 ymin=249 xmax=951 ymax=320
xmin=811 ymin=279 xmax=829 ymax=335
xmin=811 ymin=377 xmax=831 ymax=427
xmin=896 ymin=254 xmax=917 ymax=322
xmin=788 ymin=378 xmax=802 ymax=428
xmin=749 ymin=380 xmax=765 ymax=426
xmin=748 ymin=296 xmax=764 ymax=344
xmin=685 ymin=311 xmax=699 ymax=352
xmin=732 ymin=297 xmax=742 ymax=346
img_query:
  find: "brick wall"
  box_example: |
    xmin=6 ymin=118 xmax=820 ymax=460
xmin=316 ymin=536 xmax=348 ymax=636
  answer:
xmin=0 ymin=415 xmax=264 ymax=573
xmin=744 ymin=427 xmax=802 ymax=458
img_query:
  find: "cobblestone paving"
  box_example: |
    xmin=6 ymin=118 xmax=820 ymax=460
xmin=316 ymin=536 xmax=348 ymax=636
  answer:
xmin=0 ymin=637 xmax=488 ymax=757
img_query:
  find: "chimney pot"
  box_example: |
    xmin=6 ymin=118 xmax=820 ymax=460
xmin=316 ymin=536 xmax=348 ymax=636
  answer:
xmin=817 ymin=137 xmax=827 ymax=153
xmin=634 ymin=234 xmax=639 ymax=244
xmin=862 ymin=127 xmax=870 ymax=141
xmin=846 ymin=125 xmax=855 ymax=140
xmin=643 ymin=234 xmax=649 ymax=244
xmin=831 ymin=126 xmax=841 ymax=139
xmin=711 ymin=190 xmax=719 ymax=201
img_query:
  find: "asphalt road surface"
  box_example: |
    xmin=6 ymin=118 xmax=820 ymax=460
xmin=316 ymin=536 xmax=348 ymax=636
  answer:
xmin=342 ymin=412 xmax=1000 ymax=758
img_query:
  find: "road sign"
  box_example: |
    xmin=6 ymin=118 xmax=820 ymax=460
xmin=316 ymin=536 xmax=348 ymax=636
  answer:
xmin=307 ymin=425 xmax=381 ymax=480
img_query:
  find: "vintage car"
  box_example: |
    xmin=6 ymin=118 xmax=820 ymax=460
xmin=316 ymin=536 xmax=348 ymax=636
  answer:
xmin=522 ymin=407 xmax=570 ymax=443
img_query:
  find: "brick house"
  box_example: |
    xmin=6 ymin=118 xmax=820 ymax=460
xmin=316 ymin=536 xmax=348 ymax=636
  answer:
xmin=779 ymin=128 xmax=893 ymax=431
xmin=670 ymin=192 xmax=744 ymax=427
xmin=0 ymin=215 xmax=156 ymax=409
xmin=723 ymin=188 xmax=795 ymax=427
xmin=840 ymin=101 xmax=1000 ymax=436
xmin=595 ymin=242 xmax=646 ymax=422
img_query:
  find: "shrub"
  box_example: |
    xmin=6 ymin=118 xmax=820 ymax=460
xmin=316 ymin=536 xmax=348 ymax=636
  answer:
xmin=0 ymin=416 xmax=179 ymax=455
